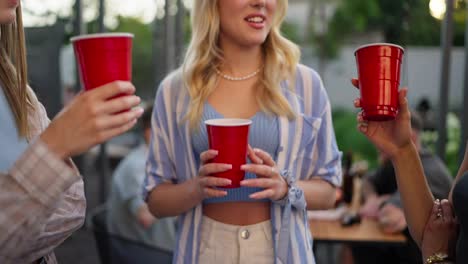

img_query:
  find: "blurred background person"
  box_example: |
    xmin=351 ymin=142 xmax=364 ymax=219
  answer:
xmin=107 ymin=105 xmax=177 ymax=255
xmin=353 ymin=112 xmax=453 ymax=264
xmin=415 ymin=97 xmax=436 ymax=131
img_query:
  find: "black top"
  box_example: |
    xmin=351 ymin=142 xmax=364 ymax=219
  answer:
xmin=452 ymin=171 xmax=468 ymax=264
xmin=370 ymin=159 xmax=398 ymax=195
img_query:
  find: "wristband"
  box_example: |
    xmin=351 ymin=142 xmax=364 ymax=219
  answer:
xmin=273 ymin=169 xmax=305 ymax=210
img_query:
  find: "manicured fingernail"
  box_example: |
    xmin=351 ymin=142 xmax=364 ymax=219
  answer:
xmin=212 ymin=150 xmax=219 ymax=155
xmin=254 ymin=148 xmax=260 ymax=153
xmin=240 ymin=165 xmax=247 ymax=170
xmin=135 ymin=107 xmax=144 ymax=114
xmin=225 ymin=164 xmax=232 ymax=169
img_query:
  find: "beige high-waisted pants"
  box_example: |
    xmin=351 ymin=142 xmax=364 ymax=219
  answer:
xmin=198 ymin=216 xmax=275 ymax=264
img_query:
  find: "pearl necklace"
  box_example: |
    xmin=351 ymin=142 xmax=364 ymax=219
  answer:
xmin=215 ymin=66 xmax=263 ymax=81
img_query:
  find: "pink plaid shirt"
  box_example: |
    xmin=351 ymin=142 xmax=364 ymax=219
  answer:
xmin=0 ymin=88 xmax=86 ymax=264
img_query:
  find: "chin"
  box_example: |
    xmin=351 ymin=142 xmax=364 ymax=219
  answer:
xmin=0 ymin=11 xmax=16 ymax=24
xmin=246 ymin=37 xmax=268 ymax=47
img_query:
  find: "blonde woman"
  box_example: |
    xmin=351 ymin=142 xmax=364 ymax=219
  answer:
xmin=0 ymin=1 xmax=143 ymax=263
xmin=145 ymin=0 xmax=342 ymax=263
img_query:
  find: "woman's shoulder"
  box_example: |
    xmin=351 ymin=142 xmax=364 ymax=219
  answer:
xmin=154 ymin=68 xmax=190 ymax=115
xmin=157 ymin=68 xmax=186 ymax=97
xmin=292 ymin=64 xmax=330 ymax=116
xmin=289 ymin=64 xmax=326 ymax=98
xmin=295 ymin=64 xmax=323 ymax=88
xmin=155 ymin=68 xmax=189 ymax=106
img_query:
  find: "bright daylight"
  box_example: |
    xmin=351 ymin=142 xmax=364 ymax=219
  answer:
xmin=1 ymin=0 xmax=467 ymax=264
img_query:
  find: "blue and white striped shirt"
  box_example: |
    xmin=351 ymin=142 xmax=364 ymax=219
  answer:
xmin=145 ymin=64 xmax=342 ymax=264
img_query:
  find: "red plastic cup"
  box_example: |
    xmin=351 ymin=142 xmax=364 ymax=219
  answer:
xmin=354 ymin=43 xmax=404 ymax=121
xmin=205 ymin=118 xmax=252 ymax=188
xmin=71 ymin=33 xmax=133 ymax=92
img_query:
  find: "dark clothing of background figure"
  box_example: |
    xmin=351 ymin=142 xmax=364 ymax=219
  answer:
xmin=352 ymin=149 xmax=453 ymax=264
xmin=453 ymin=171 xmax=468 ymax=264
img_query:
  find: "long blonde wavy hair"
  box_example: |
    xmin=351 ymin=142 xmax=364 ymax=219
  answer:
xmin=0 ymin=3 xmax=31 ymax=137
xmin=182 ymin=0 xmax=300 ymax=129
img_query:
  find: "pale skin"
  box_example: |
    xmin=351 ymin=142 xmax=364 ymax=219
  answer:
xmin=147 ymin=0 xmax=336 ymax=224
xmin=40 ymin=81 xmax=143 ymax=160
xmin=353 ymin=78 xmax=468 ymax=254
xmin=0 ymin=0 xmax=17 ymax=24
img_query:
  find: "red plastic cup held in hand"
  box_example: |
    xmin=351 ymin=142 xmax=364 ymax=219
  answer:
xmin=71 ymin=33 xmax=133 ymax=92
xmin=205 ymin=118 xmax=252 ymax=188
xmin=355 ymin=43 xmax=404 ymax=121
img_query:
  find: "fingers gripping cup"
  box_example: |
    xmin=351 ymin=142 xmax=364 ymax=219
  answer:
xmin=71 ymin=33 xmax=134 ymax=92
xmin=354 ymin=43 xmax=404 ymax=121
xmin=205 ymin=118 xmax=252 ymax=188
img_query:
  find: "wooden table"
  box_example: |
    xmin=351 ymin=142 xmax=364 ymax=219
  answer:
xmin=310 ymin=218 xmax=407 ymax=245
xmin=310 ymin=218 xmax=407 ymax=263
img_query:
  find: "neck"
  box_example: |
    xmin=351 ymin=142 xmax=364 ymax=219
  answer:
xmin=219 ymin=38 xmax=263 ymax=76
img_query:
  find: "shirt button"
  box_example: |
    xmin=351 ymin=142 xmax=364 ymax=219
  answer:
xmin=240 ymin=229 xmax=250 ymax=239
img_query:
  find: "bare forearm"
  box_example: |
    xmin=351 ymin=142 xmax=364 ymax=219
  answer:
xmin=147 ymin=180 xmax=202 ymax=218
xmin=297 ymin=179 xmax=336 ymax=210
xmin=391 ymin=143 xmax=433 ymax=246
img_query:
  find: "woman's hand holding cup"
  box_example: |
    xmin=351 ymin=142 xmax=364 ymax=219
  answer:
xmin=40 ymin=81 xmax=143 ymax=159
xmin=240 ymin=147 xmax=288 ymax=201
xmin=194 ymin=149 xmax=233 ymax=200
xmin=352 ymin=78 xmax=413 ymax=160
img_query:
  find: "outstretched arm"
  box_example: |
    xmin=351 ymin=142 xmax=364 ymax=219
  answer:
xmin=354 ymin=86 xmax=433 ymax=246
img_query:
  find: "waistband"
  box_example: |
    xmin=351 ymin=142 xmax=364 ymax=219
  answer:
xmin=201 ymin=216 xmax=272 ymax=237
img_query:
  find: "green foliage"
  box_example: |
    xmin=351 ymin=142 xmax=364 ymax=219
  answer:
xmin=421 ymin=112 xmax=461 ymax=176
xmin=316 ymin=0 xmax=467 ymax=59
xmin=312 ymin=0 xmax=381 ymax=58
xmin=332 ymin=109 xmax=378 ymax=169
xmin=281 ymin=21 xmax=301 ymax=44
xmin=453 ymin=1 xmax=467 ymax=45
xmin=333 ymin=109 xmax=461 ymax=177
xmin=111 ymin=17 xmax=155 ymax=99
